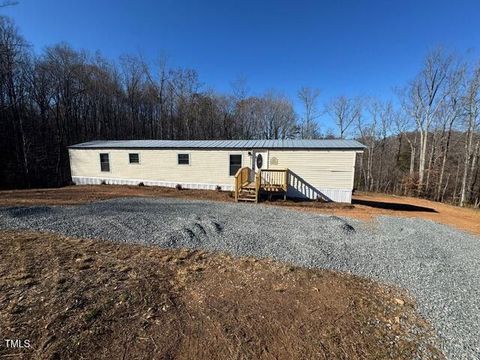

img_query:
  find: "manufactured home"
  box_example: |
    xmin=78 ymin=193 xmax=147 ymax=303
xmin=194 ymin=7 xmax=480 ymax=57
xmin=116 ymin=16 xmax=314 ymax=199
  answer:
xmin=68 ymin=139 xmax=365 ymax=203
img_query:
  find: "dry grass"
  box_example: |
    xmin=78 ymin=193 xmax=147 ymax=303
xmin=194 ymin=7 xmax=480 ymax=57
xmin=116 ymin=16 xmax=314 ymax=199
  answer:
xmin=0 ymin=185 xmax=478 ymax=235
xmin=0 ymin=185 xmax=233 ymax=206
xmin=0 ymin=230 xmax=441 ymax=359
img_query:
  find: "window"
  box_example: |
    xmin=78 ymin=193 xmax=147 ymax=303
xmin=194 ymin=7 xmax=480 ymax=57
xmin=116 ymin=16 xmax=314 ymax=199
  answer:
xmin=100 ymin=153 xmax=110 ymax=172
xmin=178 ymin=153 xmax=190 ymax=165
xmin=129 ymin=153 xmax=140 ymax=164
xmin=256 ymin=153 xmax=263 ymax=169
xmin=229 ymin=154 xmax=242 ymax=176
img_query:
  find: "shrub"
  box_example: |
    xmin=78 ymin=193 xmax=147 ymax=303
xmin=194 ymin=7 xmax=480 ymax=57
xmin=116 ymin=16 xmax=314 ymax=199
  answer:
xmin=138 ymin=182 xmax=145 ymax=187
xmin=400 ymin=173 xmax=420 ymax=196
xmin=100 ymin=180 xmax=107 ymax=185
xmin=175 ymin=184 xmax=183 ymax=191
xmin=215 ymin=185 xmax=222 ymax=192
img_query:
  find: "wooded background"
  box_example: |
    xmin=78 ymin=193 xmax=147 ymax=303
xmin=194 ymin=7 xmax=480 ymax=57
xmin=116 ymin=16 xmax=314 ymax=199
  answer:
xmin=1 ymin=16 xmax=479 ymax=206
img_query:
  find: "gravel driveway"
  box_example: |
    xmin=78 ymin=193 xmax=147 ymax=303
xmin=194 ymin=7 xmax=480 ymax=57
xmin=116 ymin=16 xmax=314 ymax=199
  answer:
xmin=0 ymin=197 xmax=479 ymax=359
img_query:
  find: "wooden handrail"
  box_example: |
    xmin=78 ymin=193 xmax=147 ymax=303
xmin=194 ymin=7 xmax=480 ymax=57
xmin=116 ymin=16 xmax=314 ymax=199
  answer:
xmin=234 ymin=167 xmax=251 ymax=202
xmin=255 ymin=171 xmax=261 ymax=203
xmin=258 ymin=169 xmax=288 ymax=192
xmin=259 ymin=169 xmax=287 ymax=172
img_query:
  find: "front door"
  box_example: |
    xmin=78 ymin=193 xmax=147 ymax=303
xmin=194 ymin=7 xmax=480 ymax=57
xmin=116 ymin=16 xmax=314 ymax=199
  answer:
xmin=252 ymin=150 xmax=267 ymax=174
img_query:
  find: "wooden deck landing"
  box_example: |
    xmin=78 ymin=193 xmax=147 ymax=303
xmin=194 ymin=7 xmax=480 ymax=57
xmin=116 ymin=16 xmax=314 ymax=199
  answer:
xmin=234 ymin=168 xmax=288 ymax=203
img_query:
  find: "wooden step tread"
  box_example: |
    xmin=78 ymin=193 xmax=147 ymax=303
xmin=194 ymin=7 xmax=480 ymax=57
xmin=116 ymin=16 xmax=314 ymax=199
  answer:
xmin=238 ymin=197 xmax=256 ymax=202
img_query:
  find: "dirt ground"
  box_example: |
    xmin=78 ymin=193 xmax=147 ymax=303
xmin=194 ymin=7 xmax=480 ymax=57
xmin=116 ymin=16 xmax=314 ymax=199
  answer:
xmin=0 ymin=185 xmax=478 ymax=235
xmin=0 ymin=230 xmax=440 ymax=359
xmin=278 ymin=192 xmax=480 ymax=235
xmin=0 ymin=185 xmax=233 ymax=206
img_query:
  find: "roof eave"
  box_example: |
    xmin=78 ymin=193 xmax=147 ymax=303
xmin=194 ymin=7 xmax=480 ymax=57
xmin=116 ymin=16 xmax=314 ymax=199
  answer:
xmin=68 ymin=146 xmax=366 ymax=151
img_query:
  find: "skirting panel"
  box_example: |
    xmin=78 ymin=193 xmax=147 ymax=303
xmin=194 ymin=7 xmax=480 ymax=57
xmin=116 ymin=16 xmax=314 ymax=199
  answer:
xmin=287 ymin=186 xmax=352 ymax=203
xmin=71 ymin=176 xmax=234 ymax=191
xmin=318 ymin=188 xmax=352 ymax=203
xmin=71 ymin=177 xmax=352 ymax=203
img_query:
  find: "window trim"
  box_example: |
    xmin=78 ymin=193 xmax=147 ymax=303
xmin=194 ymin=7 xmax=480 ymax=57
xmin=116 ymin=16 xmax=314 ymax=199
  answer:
xmin=128 ymin=152 xmax=140 ymax=165
xmin=99 ymin=153 xmax=110 ymax=172
xmin=177 ymin=153 xmax=190 ymax=165
xmin=229 ymin=153 xmax=243 ymax=176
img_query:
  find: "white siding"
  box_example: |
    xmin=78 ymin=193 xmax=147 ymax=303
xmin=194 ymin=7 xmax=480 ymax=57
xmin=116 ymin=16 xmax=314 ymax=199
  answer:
xmin=69 ymin=149 xmax=250 ymax=191
xmin=267 ymin=150 xmax=356 ymax=202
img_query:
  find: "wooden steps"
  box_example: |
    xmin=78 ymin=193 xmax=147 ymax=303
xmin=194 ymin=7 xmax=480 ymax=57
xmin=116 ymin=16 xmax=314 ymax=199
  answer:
xmin=238 ymin=194 xmax=256 ymax=202
xmin=237 ymin=182 xmax=257 ymax=202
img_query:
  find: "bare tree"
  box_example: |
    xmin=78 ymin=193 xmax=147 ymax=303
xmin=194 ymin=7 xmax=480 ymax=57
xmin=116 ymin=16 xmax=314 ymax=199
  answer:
xmin=434 ymin=65 xmax=465 ymax=200
xmin=230 ymin=75 xmax=249 ymax=101
xmin=0 ymin=16 xmax=30 ymax=186
xmin=356 ymin=99 xmax=379 ymax=190
xmin=326 ymin=96 xmax=361 ymax=139
xmin=394 ymin=112 xmax=417 ymax=177
xmin=260 ymin=91 xmax=297 ymax=139
xmin=298 ymin=86 xmax=320 ymax=139
xmin=460 ymin=64 xmax=480 ymax=206
xmin=404 ymin=49 xmax=454 ymax=193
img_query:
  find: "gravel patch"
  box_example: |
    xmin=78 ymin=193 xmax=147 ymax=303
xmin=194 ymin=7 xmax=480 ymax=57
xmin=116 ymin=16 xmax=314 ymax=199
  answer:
xmin=0 ymin=197 xmax=479 ymax=359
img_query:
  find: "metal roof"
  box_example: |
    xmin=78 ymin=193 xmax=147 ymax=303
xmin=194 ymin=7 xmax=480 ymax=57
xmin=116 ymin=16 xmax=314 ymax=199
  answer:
xmin=69 ymin=139 xmax=366 ymax=150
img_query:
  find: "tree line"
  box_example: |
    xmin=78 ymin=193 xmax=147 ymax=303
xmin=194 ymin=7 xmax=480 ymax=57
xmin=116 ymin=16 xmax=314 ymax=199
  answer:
xmin=0 ymin=16 xmax=300 ymax=189
xmin=0 ymin=16 xmax=479 ymax=206
xmin=350 ymin=50 xmax=480 ymax=207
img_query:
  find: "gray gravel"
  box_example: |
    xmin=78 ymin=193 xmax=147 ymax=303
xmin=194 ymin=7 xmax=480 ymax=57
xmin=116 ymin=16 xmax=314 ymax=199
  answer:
xmin=0 ymin=197 xmax=479 ymax=359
